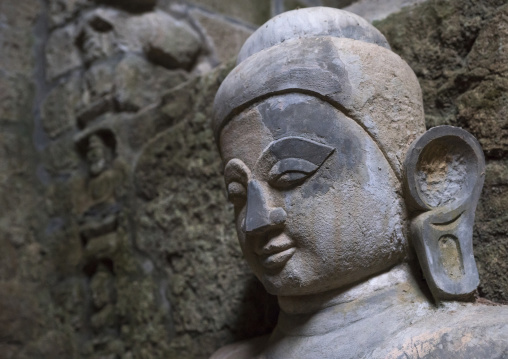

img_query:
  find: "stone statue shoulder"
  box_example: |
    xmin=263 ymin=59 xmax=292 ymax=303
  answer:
xmin=369 ymin=302 xmax=508 ymax=359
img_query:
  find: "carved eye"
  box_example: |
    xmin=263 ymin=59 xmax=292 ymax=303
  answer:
xmin=268 ymin=158 xmax=318 ymax=189
xmin=227 ymin=181 xmax=247 ymax=206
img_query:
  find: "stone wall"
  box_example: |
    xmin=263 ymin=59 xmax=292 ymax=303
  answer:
xmin=0 ymin=0 xmax=506 ymax=359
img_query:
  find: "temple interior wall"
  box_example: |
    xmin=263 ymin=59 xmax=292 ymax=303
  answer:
xmin=0 ymin=0 xmax=507 ymax=358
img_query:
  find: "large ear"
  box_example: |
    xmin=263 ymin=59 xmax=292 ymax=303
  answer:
xmin=403 ymin=126 xmax=485 ymax=302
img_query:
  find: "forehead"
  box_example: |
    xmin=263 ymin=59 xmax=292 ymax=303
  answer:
xmin=219 ymin=94 xmax=355 ymax=168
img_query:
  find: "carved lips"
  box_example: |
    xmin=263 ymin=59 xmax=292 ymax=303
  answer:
xmin=256 ymin=233 xmax=296 ymax=269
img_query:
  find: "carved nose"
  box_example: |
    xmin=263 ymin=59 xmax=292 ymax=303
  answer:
xmin=245 ymin=180 xmax=287 ymax=234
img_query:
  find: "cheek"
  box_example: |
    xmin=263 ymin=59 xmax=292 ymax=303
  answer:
xmin=283 ymin=172 xmax=399 ymax=276
xmin=284 ymin=188 xmax=343 ymax=268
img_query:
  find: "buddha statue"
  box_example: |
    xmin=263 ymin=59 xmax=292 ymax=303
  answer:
xmin=210 ymin=7 xmax=508 ymax=359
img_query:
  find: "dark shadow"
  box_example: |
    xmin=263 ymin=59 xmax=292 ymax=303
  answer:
xmin=231 ymin=275 xmax=279 ymax=341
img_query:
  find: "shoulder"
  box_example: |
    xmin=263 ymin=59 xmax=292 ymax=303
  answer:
xmin=210 ymin=335 xmax=270 ymax=359
xmin=369 ymin=302 xmax=508 ymax=359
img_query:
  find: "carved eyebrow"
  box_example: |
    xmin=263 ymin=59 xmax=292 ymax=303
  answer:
xmin=267 ymin=136 xmax=335 ymax=165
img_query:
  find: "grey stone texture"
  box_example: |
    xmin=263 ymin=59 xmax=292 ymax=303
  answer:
xmin=183 ymin=0 xmax=271 ymax=25
xmin=191 ymin=9 xmax=253 ymax=63
xmin=0 ymin=0 xmax=507 ymax=359
xmin=376 ymin=0 xmax=508 ymax=303
xmin=45 ymin=24 xmax=83 ymax=80
xmin=343 ymin=0 xmax=427 ymax=22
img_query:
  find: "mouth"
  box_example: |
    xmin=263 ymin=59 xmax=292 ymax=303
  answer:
xmin=260 ymin=247 xmax=296 ymax=269
xmin=256 ymin=234 xmax=295 ymax=269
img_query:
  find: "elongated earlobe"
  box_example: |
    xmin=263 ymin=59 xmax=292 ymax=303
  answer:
xmin=404 ymin=126 xmax=485 ymax=302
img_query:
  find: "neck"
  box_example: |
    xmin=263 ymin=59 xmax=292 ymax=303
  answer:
xmin=275 ymin=263 xmax=431 ymax=336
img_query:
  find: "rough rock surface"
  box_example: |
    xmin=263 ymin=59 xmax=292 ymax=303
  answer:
xmin=376 ymin=0 xmax=508 ymax=302
xmin=133 ymin=63 xmax=278 ymax=359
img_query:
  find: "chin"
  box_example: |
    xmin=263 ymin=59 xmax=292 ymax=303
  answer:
xmin=258 ymin=265 xmax=337 ymax=297
xmin=258 ymin=259 xmax=404 ymax=297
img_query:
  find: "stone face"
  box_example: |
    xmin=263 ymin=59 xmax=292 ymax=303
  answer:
xmin=211 ymin=6 xmax=508 ymax=359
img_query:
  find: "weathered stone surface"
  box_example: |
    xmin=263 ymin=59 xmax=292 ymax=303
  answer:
xmin=0 ymin=0 xmax=40 ymax=29
xmin=235 ymin=7 xmax=391 ymax=64
xmin=94 ymin=0 xmax=157 ymax=12
xmin=0 ymin=130 xmax=40 ymax=253
xmin=0 ymin=28 xmax=36 ymax=76
xmin=126 ymin=75 xmax=200 ymax=153
xmin=97 ymin=10 xmax=146 ymax=53
xmin=41 ymin=73 xmax=82 ymax=138
xmin=0 ymin=239 xmax=18 ymax=280
xmin=77 ymin=12 xmax=117 ymax=64
xmin=191 ymin=10 xmax=253 ymax=63
xmin=0 ymin=282 xmax=42 ymax=349
xmin=114 ymin=53 xmax=188 ymax=111
xmin=106 ymin=10 xmax=204 ymax=71
xmin=186 ymin=0 xmax=271 ymax=25
xmin=78 ymin=61 xmax=116 ymax=126
xmin=0 ymin=21 xmax=44 ymax=359
xmin=0 ymin=74 xmax=33 ymax=124
xmin=321 ymin=0 xmax=356 ymax=7
xmin=404 ymin=126 xmax=485 ymax=301
xmin=376 ymin=0 xmax=508 ymax=303
xmin=46 ymin=25 xmax=82 ymax=80
xmin=48 ymin=0 xmax=89 ymax=28
xmin=142 ymin=11 xmax=202 ymax=70
xmin=343 ymin=0 xmax=427 ymax=22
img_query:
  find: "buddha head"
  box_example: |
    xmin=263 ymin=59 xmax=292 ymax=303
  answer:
xmin=213 ymin=8 xmax=485 ymax=302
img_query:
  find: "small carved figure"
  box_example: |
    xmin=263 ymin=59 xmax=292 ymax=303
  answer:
xmin=211 ymin=7 xmax=508 ymax=359
xmin=77 ymin=132 xmax=127 ymax=257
